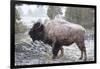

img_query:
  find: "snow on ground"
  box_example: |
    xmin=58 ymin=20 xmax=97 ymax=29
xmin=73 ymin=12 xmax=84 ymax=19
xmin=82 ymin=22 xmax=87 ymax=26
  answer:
xmin=15 ymin=36 xmax=95 ymax=66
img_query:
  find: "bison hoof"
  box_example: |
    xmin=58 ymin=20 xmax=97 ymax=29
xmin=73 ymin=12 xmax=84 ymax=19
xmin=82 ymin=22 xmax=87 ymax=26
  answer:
xmin=84 ymin=58 xmax=87 ymax=61
xmin=59 ymin=54 xmax=64 ymax=57
xmin=79 ymin=57 xmax=82 ymax=60
xmin=52 ymin=56 xmax=58 ymax=59
xmin=57 ymin=54 xmax=63 ymax=58
xmin=52 ymin=56 xmax=56 ymax=59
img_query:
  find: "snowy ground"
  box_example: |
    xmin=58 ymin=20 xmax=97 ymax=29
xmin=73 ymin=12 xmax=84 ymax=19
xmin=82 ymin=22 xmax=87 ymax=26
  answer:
xmin=15 ymin=33 xmax=95 ymax=66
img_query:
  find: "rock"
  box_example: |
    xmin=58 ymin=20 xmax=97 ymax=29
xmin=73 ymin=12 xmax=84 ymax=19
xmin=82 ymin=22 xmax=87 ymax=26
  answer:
xmin=15 ymin=40 xmax=52 ymax=65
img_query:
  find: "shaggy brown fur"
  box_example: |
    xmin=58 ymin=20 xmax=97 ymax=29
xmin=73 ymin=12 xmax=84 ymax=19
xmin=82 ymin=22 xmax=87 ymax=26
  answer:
xmin=43 ymin=19 xmax=87 ymax=60
xmin=29 ymin=19 xmax=87 ymax=61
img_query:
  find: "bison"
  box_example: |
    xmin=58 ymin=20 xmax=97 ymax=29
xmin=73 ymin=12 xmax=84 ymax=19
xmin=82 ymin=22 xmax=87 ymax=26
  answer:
xmin=29 ymin=19 xmax=87 ymax=61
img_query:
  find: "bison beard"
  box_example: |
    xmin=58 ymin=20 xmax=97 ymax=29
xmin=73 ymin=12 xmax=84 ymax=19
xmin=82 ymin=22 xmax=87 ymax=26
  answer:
xmin=29 ymin=20 xmax=87 ymax=61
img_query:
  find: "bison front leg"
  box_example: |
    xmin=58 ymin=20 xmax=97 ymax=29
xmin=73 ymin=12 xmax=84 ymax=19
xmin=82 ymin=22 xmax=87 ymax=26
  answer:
xmin=52 ymin=42 xmax=61 ymax=59
xmin=76 ymin=41 xmax=87 ymax=61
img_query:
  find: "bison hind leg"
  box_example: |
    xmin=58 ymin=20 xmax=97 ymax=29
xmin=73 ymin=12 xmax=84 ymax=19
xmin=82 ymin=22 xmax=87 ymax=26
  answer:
xmin=58 ymin=46 xmax=64 ymax=57
xmin=76 ymin=40 xmax=87 ymax=61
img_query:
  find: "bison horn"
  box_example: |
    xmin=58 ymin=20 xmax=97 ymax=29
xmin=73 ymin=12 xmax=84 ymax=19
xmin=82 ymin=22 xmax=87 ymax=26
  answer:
xmin=33 ymin=22 xmax=42 ymax=30
xmin=38 ymin=22 xmax=41 ymax=29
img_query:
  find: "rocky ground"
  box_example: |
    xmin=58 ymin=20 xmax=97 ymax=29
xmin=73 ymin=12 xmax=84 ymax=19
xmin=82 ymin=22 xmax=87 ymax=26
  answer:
xmin=15 ymin=38 xmax=95 ymax=66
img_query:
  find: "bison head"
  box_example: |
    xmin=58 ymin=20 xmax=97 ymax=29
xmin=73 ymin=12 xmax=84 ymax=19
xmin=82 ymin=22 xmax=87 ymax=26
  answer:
xmin=29 ymin=22 xmax=45 ymax=42
xmin=29 ymin=21 xmax=53 ymax=45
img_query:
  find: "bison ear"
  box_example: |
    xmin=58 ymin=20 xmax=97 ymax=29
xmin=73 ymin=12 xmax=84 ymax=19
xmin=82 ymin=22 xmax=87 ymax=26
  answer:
xmin=33 ymin=22 xmax=41 ymax=30
xmin=33 ymin=22 xmax=44 ymax=31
